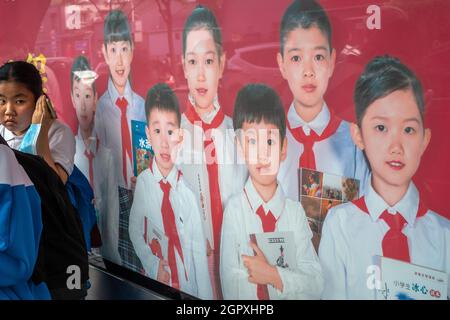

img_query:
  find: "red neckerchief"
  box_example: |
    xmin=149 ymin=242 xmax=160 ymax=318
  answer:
xmin=243 ymin=187 xmax=279 ymax=300
xmin=184 ymin=99 xmax=225 ymax=251
xmin=148 ymin=159 xmax=187 ymax=287
xmin=116 ymin=97 xmax=132 ymax=188
xmin=352 ymin=195 xmax=428 ymax=263
xmin=287 ymin=107 xmax=342 ymax=170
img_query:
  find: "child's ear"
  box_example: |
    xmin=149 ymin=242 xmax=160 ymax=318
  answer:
xmin=145 ymin=125 xmax=152 ymax=145
xmin=177 ymin=127 xmax=184 ymax=145
xmin=129 ymin=42 xmax=134 ymax=63
xmin=102 ymin=45 xmax=109 ymax=64
xmin=281 ymin=136 xmax=288 ymax=162
xmin=235 ymin=133 xmax=244 ymax=159
xmin=277 ymin=52 xmax=287 ymax=80
xmin=70 ymin=92 xmax=75 ymax=110
xmin=350 ymin=122 xmax=365 ymax=150
xmin=181 ymin=55 xmax=187 ymax=80
xmin=421 ymin=128 xmax=431 ymax=156
xmin=329 ymin=48 xmax=336 ymax=77
xmin=219 ymin=52 xmax=226 ymax=79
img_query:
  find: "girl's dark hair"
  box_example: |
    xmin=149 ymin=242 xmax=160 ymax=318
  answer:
xmin=0 ymin=61 xmax=43 ymax=102
xmin=145 ymin=83 xmax=181 ymax=126
xmin=233 ymin=83 xmax=286 ymax=142
xmin=182 ymin=5 xmax=222 ymax=58
xmin=280 ymin=0 xmax=332 ymax=56
xmin=354 ymin=55 xmax=425 ymax=127
xmin=71 ymin=55 xmax=96 ymax=94
xmin=104 ymin=10 xmax=133 ymax=47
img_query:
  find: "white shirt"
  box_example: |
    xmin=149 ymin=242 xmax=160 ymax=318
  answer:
xmin=0 ymin=119 xmax=75 ymax=175
xmin=319 ymin=179 xmax=450 ymax=299
xmin=74 ymin=128 xmax=121 ymax=263
xmin=129 ymin=160 xmax=213 ymax=300
xmin=178 ymin=104 xmax=248 ymax=251
xmin=95 ymin=78 xmax=146 ymax=188
xmin=220 ymin=178 xmax=324 ymax=300
xmin=278 ymin=102 xmax=369 ymax=201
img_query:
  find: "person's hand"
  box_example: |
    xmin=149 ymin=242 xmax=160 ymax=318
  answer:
xmin=242 ymin=242 xmax=280 ymax=288
xmin=33 ymin=95 xmax=53 ymax=160
xmin=32 ymin=95 xmax=54 ymax=130
xmin=157 ymin=259 xmax=170 ymax=284
xmin=130 ymin=176 xmax=137 ymax=192
xmin=206 ymin=239 xmax=213 ymax=257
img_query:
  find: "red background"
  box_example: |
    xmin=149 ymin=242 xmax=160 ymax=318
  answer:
xmin=1 ymin=0 xmax=449 ymax=218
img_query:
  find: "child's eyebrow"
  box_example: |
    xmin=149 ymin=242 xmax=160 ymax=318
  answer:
xmin=13 ymin=93 xmax=28 ymax=98
xmin=371 ymin=116 xmax=421 ymax=124
xmin=287 ymin=47 xmax=301 ymax=54
xmin=0 ymin=93 xmax=28 ymax=98
xmin=314 ymin=46 xmax=328 ymax=52
xmin=186 ymin=50 xmax=216 ymax=56
xmin=403 ymin=118 xmax=421 ymax=124
xmin=370 ymin=116 xmax=389 ymax=121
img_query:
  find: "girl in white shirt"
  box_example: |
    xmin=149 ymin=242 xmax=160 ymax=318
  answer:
xmin=179 ymin=5 xmax=247 ymax=299
xmin=319 ymin=55 xmax=450 ymax=299
xmin=0 ymin=61 xmax=75 ymax=184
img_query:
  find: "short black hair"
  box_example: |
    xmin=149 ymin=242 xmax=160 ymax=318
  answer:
xmin=0 ymin=61 xmax=42 ymax=103
xmin=280 ymin=0 xmax=332 ymax=55
xmin=70 ymin=55 xmax=96 ymax=94
xmin=145 ymin=83 xmax=181 ymax=126
xmin=104 ymin=10 xmax=132 ymax=47
xmin=182 ymin=5 xmax=222 ymax=58
xmin=354 ymin=55 xmax=425 ymax=127
xmin=233 ymin=84 xmax=286 ymax=142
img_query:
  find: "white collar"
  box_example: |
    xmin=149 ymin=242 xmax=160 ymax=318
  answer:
xmin=364 ymin=175 xmax=419 ymax=226
xmin=188 ymin=94 xmax=221 ymax=124
xmin=1 ymin=125 xmax=23 ymax=142
xmin=287 ymin=101 xmax=330 ymax=136
xmin=150 ymin=158 xmax=179 ymax=189
xmin=244 ymin=178 xmax=285 ymax=220
xmin=76 ymin=126 xmax=98 ymax=154
xmin=108 ymin=77 xmax=133 ymax=108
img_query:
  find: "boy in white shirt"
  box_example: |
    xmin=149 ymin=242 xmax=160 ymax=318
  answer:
xmin=71 ymin=55 xmax=121 ymax=262
xmin=129 ymin=83 xmax=212 ymax=299
xmin=319 ymin=55 xmax=450 ymax=299
xmin=276 ymin=0 xmax=369 ymax=201
xmin=220 ymin=84 xmax=323 ymax=300
xmin=95 ymin=10 xmax=146 ymax=272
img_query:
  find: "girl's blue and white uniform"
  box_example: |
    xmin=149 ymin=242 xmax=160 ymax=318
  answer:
xmin=0 ymin=143 xmax=51 ymax=300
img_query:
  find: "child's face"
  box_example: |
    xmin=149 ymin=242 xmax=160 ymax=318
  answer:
xmin=277 ymin=26 xmax=335 ymax=112
xmin=102 ymin=41 xmax=133 ymax=93
xmin=183 ymin=29 xmax=225 ymax=112
xmin=351 ymin=89 xmax=431 ymax=192
xmin=0 ymin=81 xmax=36 ymax=135
xmin=145 ymin=108 xmax=183 ymax=178
xmin=71 ymin=79 xmax=97 ymax=131
xmin=237 ymin=120 xmax=287 ymax=188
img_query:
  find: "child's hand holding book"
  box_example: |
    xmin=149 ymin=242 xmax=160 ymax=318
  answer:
xmin=242 ymin=242 xmax=283 ymax=292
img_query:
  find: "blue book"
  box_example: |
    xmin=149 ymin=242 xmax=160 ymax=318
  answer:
xmin=131 ymin=120 xmax=153 ymax=177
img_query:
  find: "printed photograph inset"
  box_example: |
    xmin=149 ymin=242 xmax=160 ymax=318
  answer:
xmin=300 ymin=168 xmax=323 ymax=198
xmin=342 ymin=177 xmax=360 ymax=202
xmin=322 ymin=173 xmax=343 ymax=201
